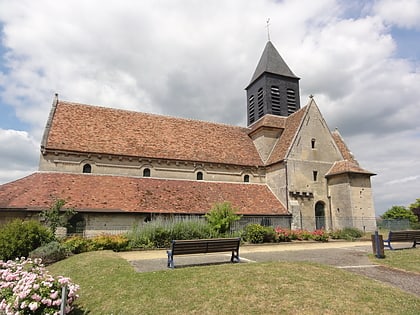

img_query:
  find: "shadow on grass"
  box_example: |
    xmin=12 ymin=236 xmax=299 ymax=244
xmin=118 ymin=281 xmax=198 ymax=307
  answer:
xmin=70 ymin=305 xmax=90 ymax=314
xmin=171 ymin=260 xmax=244 ymax=269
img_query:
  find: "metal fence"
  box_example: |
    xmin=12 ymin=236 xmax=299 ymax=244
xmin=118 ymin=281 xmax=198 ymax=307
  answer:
xmin=71 ymin=216 xmax=415 ymax=237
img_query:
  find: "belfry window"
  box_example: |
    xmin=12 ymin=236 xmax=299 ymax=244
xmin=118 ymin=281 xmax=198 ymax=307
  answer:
xmin=244 ymin=175 xmax=250 ymax=183
xmin=196 ymin=172 xmax=203 ymax=180
xmin=271 ymin=86 xmax=281 ymax=115
xmin=257 ymin=88 xmax=264 ymax=118
xmin=287 ymin=88 xmax=297 ymax=115
xmin=143 ymin=168 xmax=151 ymax=177
xmin=248 ymin=95 xmax=255 ymax=124
xmin=82 ymin=164 xmax=91 ymax=173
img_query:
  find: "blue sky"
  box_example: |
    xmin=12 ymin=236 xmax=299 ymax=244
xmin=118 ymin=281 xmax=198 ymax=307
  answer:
xmin=0 ymin=0 xmax=419 ymax=215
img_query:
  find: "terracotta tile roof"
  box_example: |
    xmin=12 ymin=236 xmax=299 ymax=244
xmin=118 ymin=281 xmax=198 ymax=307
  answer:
xmin=331 ymin=129 xmax=358 ymax=163
xmin=44 ymin=101 xmax=263 ymax=166
xmin=0 ymin=173 xmax=288 ymax=215
xmin=248 ymin=114 xmax=286 ymax=134
xmin=265 ymin=106 xmax=307 ymax=165
xmin=325 ymin=160 xmax=376 ymax=177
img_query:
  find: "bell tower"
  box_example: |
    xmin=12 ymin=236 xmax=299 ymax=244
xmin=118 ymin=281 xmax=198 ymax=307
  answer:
xmin=245 ymin=41 xmax=300 ymax=126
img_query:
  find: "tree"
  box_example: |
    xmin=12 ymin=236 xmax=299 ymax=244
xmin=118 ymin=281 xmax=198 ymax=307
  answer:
xmin=381 ymin=205 xmax=418 ymax=224
xmin=205 ymin=202 xmax=242 ymax=235
xmin=39 ymin=198 xmax=77 ymax=234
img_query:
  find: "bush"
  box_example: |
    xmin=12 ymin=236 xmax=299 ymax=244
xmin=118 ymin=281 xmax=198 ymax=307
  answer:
xmin=29 ymin=241 xmax=69 ymax=264
xmin=90 ymin=234 xmax=130 ymax=251
xmin=311 ymin=229 xmax=329 ymax=242
xmin=128 ymin=218 xmax=214 ymax=249
xmin=0 ymin=258 xmax=79 ymax=314
xmin=205 ymin=202 xmax=242 ymax=235
xmin=61 ymin=236 xmax=93 ymax=254
xmin=274 ymin=227 xmax=292 ymax=242
xmin=329 ymin=227 xmax=363 ymax=241
xmin=0 ymin=219 xmax=54 ymax=261
xmin=242 ymin=224 xmax=267 ymax=244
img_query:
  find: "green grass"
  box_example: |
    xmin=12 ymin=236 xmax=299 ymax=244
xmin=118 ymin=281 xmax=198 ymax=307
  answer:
xmin=48 ymin=251 xmax=420 ymax=314
xmin=372 ymin=248 xmax=420 ymax=273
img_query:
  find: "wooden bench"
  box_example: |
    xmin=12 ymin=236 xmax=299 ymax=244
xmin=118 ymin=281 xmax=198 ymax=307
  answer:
xmin=383 ymin=230 xmax=420 ymax=250
xmin=167 ymin=238 xmax=241 ymax=268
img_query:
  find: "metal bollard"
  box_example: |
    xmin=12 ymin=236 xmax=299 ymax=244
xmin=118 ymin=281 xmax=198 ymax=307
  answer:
xmin=60 ymin=286 xmax=68 ymax=315
xmin=371 ymin=230 xmax=385 ymax=259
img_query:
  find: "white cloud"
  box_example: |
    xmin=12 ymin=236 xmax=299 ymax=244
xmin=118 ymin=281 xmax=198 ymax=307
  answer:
xmin=373 ymin=0 xmax=420 ymax=29
xmin=0 ymin=129 xmax=38 ymax=184
xmin=0 ymin=0 xmax=419 ymax=215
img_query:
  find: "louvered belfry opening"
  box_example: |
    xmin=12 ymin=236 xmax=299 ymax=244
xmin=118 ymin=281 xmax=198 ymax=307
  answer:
xmin=246 ymin=41 xmax=300 ymax=126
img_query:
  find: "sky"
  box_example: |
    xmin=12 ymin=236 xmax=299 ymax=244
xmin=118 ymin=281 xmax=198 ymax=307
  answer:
xmin=0 ymin=0 xmax=419 ymax=216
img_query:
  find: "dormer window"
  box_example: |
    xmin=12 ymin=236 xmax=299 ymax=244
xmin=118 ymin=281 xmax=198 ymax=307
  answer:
xmin=83 ymin=164 xmax=91 ymax=173
xmin=143 ymin=168 xmax=151 ymax=177
xmin=244 ymin=175 xmax=250 ymax=183
xmin=196 ymin=172 xmax=203 ymax=180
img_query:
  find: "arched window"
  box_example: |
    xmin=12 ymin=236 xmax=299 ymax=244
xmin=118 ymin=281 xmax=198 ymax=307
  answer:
xmin=83 ymin=164 xmax=91 ymax=173
xmin=315 ymin=201 xmax=326 ymax=230
xmin=244 ymin=175 xmax=250 ymax=183
xmin=196 ymin=172 xmax=203 ymax=180
xmin=311 ymin=138 xmax=316 ymax=149
xmin=143 ymin=168 xmax=151 ymax=177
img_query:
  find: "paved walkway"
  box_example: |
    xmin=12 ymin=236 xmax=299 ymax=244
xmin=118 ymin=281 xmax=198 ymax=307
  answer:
xmin=117 ymin=241 xmax=420 ymax=297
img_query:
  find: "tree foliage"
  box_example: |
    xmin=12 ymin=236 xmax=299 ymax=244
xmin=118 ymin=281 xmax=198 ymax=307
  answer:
xmin=381 ymin=205 xmax=418 ymax=223
xmin=205 ymin=202 xmax=242 ymax=235
xmin=39 ymin=198 xmax=77 ymax=234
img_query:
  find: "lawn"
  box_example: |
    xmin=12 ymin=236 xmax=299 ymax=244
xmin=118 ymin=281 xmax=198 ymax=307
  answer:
xmin=48 ymin=251 xmax=420 ymax=314
xmin=373 ymin=248 xmax=420 ymax=273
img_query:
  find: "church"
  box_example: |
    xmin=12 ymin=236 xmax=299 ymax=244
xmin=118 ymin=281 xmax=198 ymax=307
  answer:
xmin=0 ymin=41 xmax=377 ymax=235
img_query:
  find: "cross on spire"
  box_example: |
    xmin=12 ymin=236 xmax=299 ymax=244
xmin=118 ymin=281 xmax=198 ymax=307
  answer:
xmin=266 ymin=18 xmax=271 ymax=41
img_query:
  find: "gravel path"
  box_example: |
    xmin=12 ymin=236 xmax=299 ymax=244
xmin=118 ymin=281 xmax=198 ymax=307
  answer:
xmin=118 ymin=241 xmax=420 ymax=297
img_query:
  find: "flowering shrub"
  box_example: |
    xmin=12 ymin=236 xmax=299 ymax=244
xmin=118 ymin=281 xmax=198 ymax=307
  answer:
xmin=0 ymin=258 xmax=79 ymax=314
xmin=274 ymin=227 xmax=291 ymax=242
xmin=311 ymin=229 xmax=329 ymax=242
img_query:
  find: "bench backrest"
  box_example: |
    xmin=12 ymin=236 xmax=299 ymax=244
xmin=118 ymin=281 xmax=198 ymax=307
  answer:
xmin=388 ymin=230 xmax=420 ymax=241
xmin=170 ymin=238 xmax=240 ymax=255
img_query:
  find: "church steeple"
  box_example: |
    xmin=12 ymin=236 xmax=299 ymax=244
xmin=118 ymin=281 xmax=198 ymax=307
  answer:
xmin=246 ymin=41 xmax=300 ymax=126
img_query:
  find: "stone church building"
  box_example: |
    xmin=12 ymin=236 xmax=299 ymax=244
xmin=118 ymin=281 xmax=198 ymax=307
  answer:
xmin=0 ymin=41 xmax=376 ymax=235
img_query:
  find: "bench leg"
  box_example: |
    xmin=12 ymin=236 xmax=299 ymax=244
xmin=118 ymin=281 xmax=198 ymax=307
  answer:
xmin=231 ymin=250 xmax=240 ymax=263
xmin=167 ymin=251 xmax=174 ymax=268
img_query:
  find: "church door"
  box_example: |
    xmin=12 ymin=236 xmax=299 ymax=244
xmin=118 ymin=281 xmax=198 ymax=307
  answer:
xmin=315 ymin=201 xmax=326 ymax=230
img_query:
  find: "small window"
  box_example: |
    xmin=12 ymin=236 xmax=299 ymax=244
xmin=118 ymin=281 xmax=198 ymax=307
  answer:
xmin=313 ymin=171 xmax=318 ymax=181
xmin=311 ymin=138 xmax=316 ymax=149
xmin=143 ymin=168 xmax=151 ymax=177
xmin=196 ymin=172 xmax=203 ymax=180
xmin=83 ymin=164 xmax=91 ymax=173
xmin=244 ymin=175 xmax=250 ymax=183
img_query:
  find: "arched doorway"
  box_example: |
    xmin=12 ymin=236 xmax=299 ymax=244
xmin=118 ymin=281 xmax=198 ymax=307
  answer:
xmin=315 ymin=201 xmax=326 ymax=230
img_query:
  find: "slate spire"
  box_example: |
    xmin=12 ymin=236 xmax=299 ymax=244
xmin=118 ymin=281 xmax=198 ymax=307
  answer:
xmin=246 ymin=41 xmax=300 ymax=126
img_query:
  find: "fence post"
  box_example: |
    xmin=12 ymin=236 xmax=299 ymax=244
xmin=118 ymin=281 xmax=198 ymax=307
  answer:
xmin=60 ymin=285 xmax=68 ymax=315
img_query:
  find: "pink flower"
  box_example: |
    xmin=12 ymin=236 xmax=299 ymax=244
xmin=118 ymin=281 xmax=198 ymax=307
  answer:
xmin=28 ymin=301 xmax=39 ymax=311
xmin=50 ymin=290 xmax=59 ymax=300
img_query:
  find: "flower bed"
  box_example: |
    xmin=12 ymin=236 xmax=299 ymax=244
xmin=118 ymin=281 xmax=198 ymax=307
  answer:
xmin=0 ymin=258 xmax=79 ymax=315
